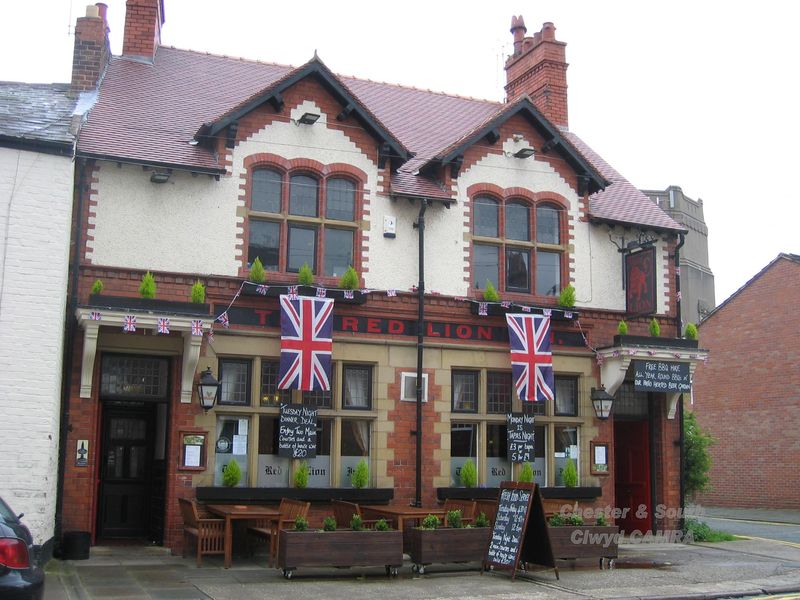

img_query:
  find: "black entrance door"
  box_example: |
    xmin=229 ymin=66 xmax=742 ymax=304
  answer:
xmin=98 ymin=404 xmax=155 ymax=539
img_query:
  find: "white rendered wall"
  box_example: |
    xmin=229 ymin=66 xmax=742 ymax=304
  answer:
xmin=0 ymin=148 xmax=71 ymax=544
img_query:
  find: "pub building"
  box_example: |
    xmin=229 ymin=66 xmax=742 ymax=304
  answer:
xmin=59 ymin=1 xmax=707 ymax=554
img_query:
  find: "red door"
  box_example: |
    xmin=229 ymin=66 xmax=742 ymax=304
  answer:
xmin=614 ymin=420 xmax=651 ymax=534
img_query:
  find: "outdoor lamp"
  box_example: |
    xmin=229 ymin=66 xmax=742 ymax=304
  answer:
xmin=298 ymin=112 xmax=320 ymax=125
xmin=591 ymin=387 xmax=615 ymax=420
xmin=513 ymin=147 xmax=535 ymax=159
xmin=197 ymin=368 xmax=221 ymax=411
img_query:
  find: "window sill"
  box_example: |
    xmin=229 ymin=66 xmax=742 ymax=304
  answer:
xmin=436 ymin=486 xmax=602 ymax=502
xmin=196 ymin=486 xmax=394 ymax=504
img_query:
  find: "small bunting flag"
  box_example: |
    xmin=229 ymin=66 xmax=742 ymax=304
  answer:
xmin=501 ymin=301 xmax=511 ymax=309
xmin=542 ymin=308 xmax=552 ymax=316
xmin=217 ymin=311 xmax=230 ymax=329
xmin=478 ymin=302 xmax=488 ymax=316
xmin=157 ymin=317 xmax=170 ymax=334
xmin=288 ymin=286 xmax=299 ymax=300
xmin=207 ymin=328 xmax=214 ymax=343
xmin=191 ymin=320 xmax=203 ymax=336
xmin=90 ymin=311 xmax=101 ymax=321
xmin=564 ymin=311 xmax=573 ymax=319
xmin=387 ymin=289 xmax=397 ymax=297
xmin=521 ymin=306 xmax=531 ymax=313
xmin=316 ymin=287 xmax=327 ymax=298
xmin=256 ymin=285 xmax=268 ymax=296
xmin=123 ymin=315 xmax=136 ymax=333
xmin=343 ymin=290 xmax=354 ymax=300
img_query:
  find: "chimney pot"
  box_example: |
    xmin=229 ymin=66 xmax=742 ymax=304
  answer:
xmin=96 ymin=3 xmax=108 ymax=22
xmin=85 ymin=4 xmax=99 ymax=18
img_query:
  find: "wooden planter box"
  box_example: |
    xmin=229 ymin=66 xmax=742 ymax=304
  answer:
xmin=278 ymin=529 xmax=403 ymax=579
xmin=613 ymin=335 xmax=699 ymax=349
xmin=88 ymin=294 xmax=210 ymax=316
xmin=547 ymin=525 xmax=620 ymax=566
xmin=408 ymin=527 xmax=491 ymax=574
xmin=241 ymin=284 xmax=367 ymax=304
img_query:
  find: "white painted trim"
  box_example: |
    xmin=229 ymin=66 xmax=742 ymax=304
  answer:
xmin=400 ymin=372 xmax=428 ymax=402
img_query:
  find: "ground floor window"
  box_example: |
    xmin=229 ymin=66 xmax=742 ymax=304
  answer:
xmin=213 ymin=415 xmax=250 ymax=486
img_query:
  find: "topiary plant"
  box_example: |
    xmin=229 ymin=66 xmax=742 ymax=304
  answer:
xmin=294 ymin=516 xmax=308 ymax=531
xmin=446 ymin=509 xmax=463 ymax=528
xmin=420 ymin=514 xmax=440 ymax=530
xmin=518 ymin=462 xmax=534 ymax=483
xmin=91 ymin=279 xmax=104 ymax=295
xmin=190 ymin=280 xmax=205 ymax=303
xmin=548 ymin=513 xmax=566 ymax=526
xmin=557 ymin=284 xmax=576 ymax=308
xmin=617 ymin=319 xmax=629 ymax=335
xmin=565 ymin=513 xmax=584 ymax=526
xmin=249 ymin=257 xmax=266 ymax=283
xmin=222 ymin=459 xmax=241 ymax=487
xmin=374 ymin=518 xmax=390 ymax=531
xmin=350 ymin=458 xmax=369 ymax=489
xmin=459 ymin=458 xmax=477 ymax=488
xmin=483 ymin=281 xmax=500 ymax=302
xmin=322 ymin=515 xmax=337 ymax=532
xmin=350 ymin=513 xmax=364 ymax=531
xmin=338 ymin=266 xmax=359 ymax=290
xmin=294 ymin=461 xmax=309 ymax=489
xmin=139 ymin=271 xmax=156 ymax=299
xmin=562 ymin=457 xmax=578 ymax=488
xmin=298 ymin=262 xmax=314 ymax=285
xmin=474 ymin=512 xmax=490 ymax=528
xmin=684 ymin=322 xmax=698 ymax=340
xmin=649 ymin=317 xmax=661 ymax=337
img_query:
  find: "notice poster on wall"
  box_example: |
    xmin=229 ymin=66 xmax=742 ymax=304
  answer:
xmin=506 ymin=412 xmax=535 ymax=463
xmin=278 ymin=403 xmax=317 ymax=458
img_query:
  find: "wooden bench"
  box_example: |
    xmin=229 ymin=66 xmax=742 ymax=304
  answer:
xmin=331 ymin=500 xmax=380 ymax=529
xmin=178 ymin=498 xmax=225 ymax=566
xmin=442 ymin=499 xmax=476 ymax=526
xmin=247 ymin=498 xmax=310 ymax=567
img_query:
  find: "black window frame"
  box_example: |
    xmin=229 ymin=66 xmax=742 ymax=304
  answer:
xmin=218 ymin=358 xmax=252 ymax=406
xmin=342 ymin=364 xmax=373 ymax=410
xmin=554 ymin=376 xmax=579 ymax=416
xmin=452 ymin=370 xmax=478 ymax=413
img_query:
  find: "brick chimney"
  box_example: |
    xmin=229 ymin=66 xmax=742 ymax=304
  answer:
xmin=70 ymin=3 xmax=110 ymax=96
xmin=122 ymin=0 xmax=164 ymax=62
xmin=505 ymin=17 xmax=569 ymax=128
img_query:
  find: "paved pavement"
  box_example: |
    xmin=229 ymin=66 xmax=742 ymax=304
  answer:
xmin=43 ymin=509 xmax=800 ymax=600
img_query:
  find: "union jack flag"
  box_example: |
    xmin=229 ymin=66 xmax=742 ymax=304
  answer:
xmin=157 ymin=317 xmax=170 ymax=334
xmin=217 ymin=311 xmax=230 ymax=329
xmin=278 ymin=295 xmax=334 ymax=391
xmin=478 ymin=302 xmax=488 ymax=316
xmin=191 ymin=320 xmax=203 ymax=336
xmin=287 ymin=286 xmax=299 ymax=300
xmin=505 ymin=313 xmax=554 ymax=403
xmin=90 ymin=311 xmax=102 ymax=321
xmin=256 ymin=285 xmax=269 ymax=296
xmin=316 ymin=287 xmax=327 ymax=298
xmin=343 ymin=290 xmax=354 ymax=300
xmin=386 ymin=289 xmax=397 ymax=297
xmin=207 ymin=328 xmax=214 ymax=343
xmin=123 ymin=315 xmax=136 ymax=333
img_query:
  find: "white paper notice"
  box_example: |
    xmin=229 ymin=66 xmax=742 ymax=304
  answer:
xmin=238 ymin=419 xmax=248 ymax=436
xmin=185 ymin=445 xmax=201 ymax=467
xmin=232 ymin=435 xmax=248 ymax=455
xmin=594 ymin=445 xmax=607 ymax=465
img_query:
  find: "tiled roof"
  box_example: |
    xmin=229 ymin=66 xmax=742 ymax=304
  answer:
xmin=0 ymin=82 xmax=76 ymax=148
xmin=78 ymin=45 xmax=683 ymax=231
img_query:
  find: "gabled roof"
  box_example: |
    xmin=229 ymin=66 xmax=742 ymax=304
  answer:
xmin=197 ymin=55 xmax=409 ymax=164
xmin=701 ymin=253 xmax=800 ymax=324
xmin=0 ymin=82 xmax=76 ymax=155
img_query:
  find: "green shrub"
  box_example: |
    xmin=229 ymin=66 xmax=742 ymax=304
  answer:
xmin=139 ymin=271 xmax=156 ymax=299
xmin=595 ymin=512 xmax=608 ymax=526
xmin=483 ymin=281 xmax=500 ymax=302
xmin=649 ymin=317 xmax=661 ymax=337
xmin=684 ymin=322 xmax=698 ymax=340
xmin=518 ymin=462 xmax=533 ymax=483
xmin=446 ymin=509 xmax=463 ymax=528
xmin=617 ymin=319 xmax=628 ymax=335
xmin=562 ymin=458 xmax=578 ymax=487
xmin=338 ymin=266 xmax=359 ymax=290
xmin=474 ymin=512 xmax=489 ymax=528
xmin=248 ymin=257 xmax=266 ymax=283
xmin=351 ymin=458 xmax=369 ymax=489
xmin=350 ymin=514 xmax=364 ymax=531
xmin=557 ymin=284 xmax=576 ymax=308
xmin=420 ymin=514 xmax=440 ymax=530
xmin=322 ymin=516 xmax=337 ymax=532
xmin=459 ymin=459 xmax=477 ymax=488
xmin=683 ymin=518 xmax=736 ymax=542
xmin=190 ymin=280 xmax=205 ymax=303
xmin=298 ymin=262 xmax=314 ymax=285
xmin=548 ymin=514 xmax=566 ymax=526
xmin=222 ymin=459 xmax=241 ymax=487
xmin=684 ymin=410 xmax=715 ymax=498
xmin=294 ymin=461 xmax=309 ymax=489
xmin=565 ymin=513 xmax=584 ymax=526
xmin=90 ymin=279 xmax=104 ymax=295
xmin=374 ymin=518 xmax=390 ymax=531
xmin=294 ymin=516 xmax=308 ymax=531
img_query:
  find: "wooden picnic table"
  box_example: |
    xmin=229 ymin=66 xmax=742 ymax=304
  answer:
xmin=205 ymin=504 xmax=280 ymax=568
xmin=360 ymin=504 xmax=447 ymax=533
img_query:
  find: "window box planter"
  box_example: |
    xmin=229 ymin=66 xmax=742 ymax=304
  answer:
xmin=88 ymin=294 xmax=210 ymax=317
xmin=469 ymin=302 xmax=577 ymax=320
xmin=195 ymin=487 xmax=393 ymax=504
xmin=277 ymin=529 xmax=403 ymax=579
xmin=437 ymin=487 xmax=602 ymax=502
xmin=546 ymin=525 xmax=620 ymax=567
xmin=240 ymin=284 xmax=367 ymax=304
xmin=612 ymin=335 xmax=699 ymax=349
xmin=408 ymin=527 xmax=491 ymax=574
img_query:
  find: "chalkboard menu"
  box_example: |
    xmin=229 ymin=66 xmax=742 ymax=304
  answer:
xmin=507 ymin=412 xmax=535 ymax=463
xmin=633 ymin=360 xmax=691 ymax=393
xmin=486 ymin=483 xmax=533 ymax=571
xmin=278 ymin=403 xmax=317 ymax=458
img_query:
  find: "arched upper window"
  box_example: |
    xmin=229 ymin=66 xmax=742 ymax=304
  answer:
xmin=251 ymin=168 xmax=282 ymax=213
xmin=472 ymin=195 xmax=565 ymax=297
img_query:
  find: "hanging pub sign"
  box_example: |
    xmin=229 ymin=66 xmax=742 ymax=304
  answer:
xmin=625 ymin=246 xmax=656 ymax=315
xmin=278 ymin=403 xmax=318 ymax=458
xmin=633 ymin=360 xmax=692 ymax=393
xmin=507 ymin=412 xmax=535 ymax=463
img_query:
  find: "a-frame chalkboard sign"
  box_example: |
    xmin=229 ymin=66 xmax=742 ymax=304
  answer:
xmin=483 ymin=481 xmax=557 ymax=580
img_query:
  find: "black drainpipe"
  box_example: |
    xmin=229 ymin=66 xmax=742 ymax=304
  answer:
xmin=674 ymin=232 xmax=686 ymax=532
xmin=413 ymin=199 xmax=428 ymax=507
xmin=54 ymin=157 xmax=87 ymax=553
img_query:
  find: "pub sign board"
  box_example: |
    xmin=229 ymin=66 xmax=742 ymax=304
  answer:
xmin=278 ymin=403 xmax=318 ymax=458
xmin=633 ymin=360 xmax=691 ymax=393
xmin=625 ymin=246 xmax=656 ymax=315
xmin=507 ymin=412 xmax=535 ymax=463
